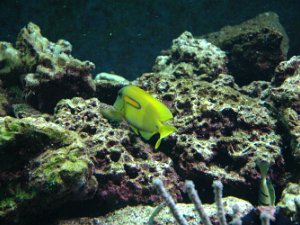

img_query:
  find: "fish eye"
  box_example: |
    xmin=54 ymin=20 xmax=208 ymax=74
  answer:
xmin=118 ymin=92 xmax=122 ymax=97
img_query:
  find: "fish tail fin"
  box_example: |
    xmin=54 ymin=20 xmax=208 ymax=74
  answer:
xmin=155 ymin=125 xmax=177 ymax=149
xmin=267 ymin=180 xmax=276 ymax=206
xmin=100 ymin=107 xmax=123 ymax=122
xmin=256 ymin=160 xmax=270 ymax=178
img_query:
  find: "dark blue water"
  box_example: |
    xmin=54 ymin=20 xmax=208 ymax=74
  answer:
xmin=1 ymin=0 xmax=299 ymax=80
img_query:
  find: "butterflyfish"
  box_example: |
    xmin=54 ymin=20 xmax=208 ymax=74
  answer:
xmin=257 ymin=160 xmax=275 ymax=206
xmin=102 ymin=85 xmax=178 ymax=149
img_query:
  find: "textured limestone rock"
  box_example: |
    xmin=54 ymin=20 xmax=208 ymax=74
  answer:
xmin=0 ymin=23 xmax=98 ymax=113
xmin=0 ymin=42 xmax=22 ymax=82
xmin=271 ymin=58 xmax=300 ymax=166
xmin=53 ymin=97 xmax=184 ymax=208
xmin=0 ymin=84 xmax=9 ymax=116
xmin=152 ymin=31 xmax=228 ymax=81
xmin=0 ymin=116 xmax=97 ymax=224
xmin=203 ymin=12 xmax=289 ymax=85
xmin=277 ymin=182 xmax=300 ymax=223
xmin=272 ymin=55 xmax=300 ymax=86
xmin=95 ymin=79 xmax=128 ymax=105
xmin=133 ymin=72 xmax=283 ymax=199
xmin=57 ymin=196 xmax=254 ymax=225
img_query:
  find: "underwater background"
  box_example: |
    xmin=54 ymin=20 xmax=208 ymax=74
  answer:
xmin=1 ymin=1 xmax=300 ymax=225
xmin=1 ymin=0 xmax=300 ymax=80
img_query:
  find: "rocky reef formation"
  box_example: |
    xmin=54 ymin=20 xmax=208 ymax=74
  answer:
xmin=58 ymin=196 xmax=253 ymax=225
xmin=271 ymin=56 xmax=300 ymax=168
xmin=0 ymin=22 xmax=95 ymax=113
xmin=0 ymin=116 xmax=97 ymax=224
xmin=202 ymin=12 xmax=289 ymax=85
xmin=153 ymin=31 xmax=228 ymax=81
xmin=0 ymin=13 xmax=299 ymax=225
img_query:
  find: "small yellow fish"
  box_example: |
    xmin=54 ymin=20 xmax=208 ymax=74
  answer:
xmin=257 ymin=160 xmax=275 ymax=206
xmin=102 ymin=85 xmax=177 ymax=149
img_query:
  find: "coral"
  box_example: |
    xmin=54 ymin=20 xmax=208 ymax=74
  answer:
xmin=154 ymin=178 xmax=188 ymax=225
xmin=94 ymin=72 xmax=130 ymax=85
xmin=184 ymin=180 xmax=213 ymax=225
xmin=202 ymin=12 xmax=289 ymax=85
xmin=152 ymin=31 xmax=228 ymax=81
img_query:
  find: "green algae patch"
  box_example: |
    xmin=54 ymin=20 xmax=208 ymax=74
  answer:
xmin=0 ymin=116 xmax=97 ymax=224
xmin=0 ymin=185 xmax=37 ymax=218
xmin=0 ymin=116 xmax=79 ymax=170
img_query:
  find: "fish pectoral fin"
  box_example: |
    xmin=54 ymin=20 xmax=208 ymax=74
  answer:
xmin=130 ymin=125 xmax=140 ymax=135
xmin=100 ymin=107 xmax=123 ymax=122
xmin=155 ymin=125 xmax=178 ymax=149
xmin=139 ymin=130 xmax=156 ymax=140
xmin=267 ymin=180 xmax=276 ymax=206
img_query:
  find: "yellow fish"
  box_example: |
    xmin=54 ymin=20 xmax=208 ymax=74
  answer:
xmin=102 ymin=85 xmax=177 ymax=149
xmin=257 ymin=160 xmax=275 ymax=206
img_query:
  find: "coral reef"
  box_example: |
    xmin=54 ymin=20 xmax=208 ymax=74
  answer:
xmin=0 ymin=13 xmax=299 ymax=225
xmin=202 ymin=12 xmax=289 ymax=85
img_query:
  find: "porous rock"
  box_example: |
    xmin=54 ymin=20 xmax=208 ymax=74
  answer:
xmin=0 ymin=116 xmax=97 ymax=224
xmin=134 ymin=71 xmax=283 ymax=200
xmin=152 ymin=31 xmax=228 ymax=81
xmin=56 ymin=196 xmax=254 ymax=225
xmin=0 ymin=42 xmax=22 ymax=83
xmin=15 ymin=22 xmax=96 ymax=112
xmin=53 ymin=97 xmax=184 ymax=209
xmin=271 ymin=58 xmax=300 ymax=166
xmin=203 ymin=12 xmax=289 ymax=85
xmin=277 ymin=182 xmax=300 ymax=222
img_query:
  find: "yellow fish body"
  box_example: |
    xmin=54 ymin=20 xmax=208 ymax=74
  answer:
xmin=104 ymin=85 xmax=177 ymax=149
xmin=257 ymin=160 xmax=275 ymax=206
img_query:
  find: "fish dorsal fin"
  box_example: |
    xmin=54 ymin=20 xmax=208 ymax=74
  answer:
xmin=267 ymin=180 xmax=276 ymax=206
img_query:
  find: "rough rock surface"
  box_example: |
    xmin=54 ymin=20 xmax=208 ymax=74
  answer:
xmin=271 ymin=57 xmax=300 ymax=166
xmin=0 ymin=42 xmax=22 ymax=83
xmin=0 ymin=18 xmax=296 ymax=225
xmin=152 ymin=31 xmax=228 ymax=81
xmin=56 ymin=196 xmax=254 ymax=225
xmin=0 ymin=84 xmax=9 ymax=116
xmin=54 ymin=97 xmax=183 ymax=208
xmin=277 ymin=182 xmax=300 ymax=223
xmin=133 ymin=72 xmax=283 ymax=200
xmin=0 ymin=22 xmax=96 ymax=113
xmin=0 ymin=116 xmax=97 ymax=224
xmin=203 ymin=12 xmax=289 ymax=85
